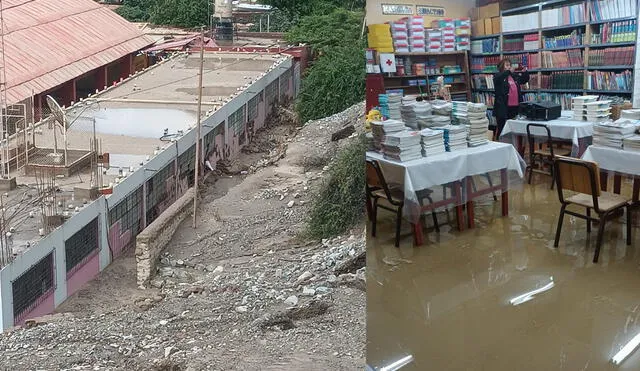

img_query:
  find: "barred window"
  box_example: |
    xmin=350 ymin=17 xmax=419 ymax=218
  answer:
xmin=178 ymin=145 xmax=196 ymax=186
xmin=12 ymin=253 xmax=54 ymax=319
xmin=146 ymin=162 xmax=175 ymax=225
xmin=108 ymin=187 xmax=143 ymax=237
xmin=248 ymin=92 xmax=262 ymax=121
xmin=65 ymin=217 xmax=99 ymax=273
xmin=279 ymin=68 xmax=291 ymax=99
xmin=228 ymin=106 xmax=246 ymax=136
xmin=265 ymin=79 xmax=279 ymax=107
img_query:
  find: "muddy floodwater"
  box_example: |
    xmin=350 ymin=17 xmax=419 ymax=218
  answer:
xmin=367 ymin=178 xmax=640 ymax=370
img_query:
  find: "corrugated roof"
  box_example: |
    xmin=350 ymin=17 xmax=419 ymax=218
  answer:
xmin=2 ymin=0 xmax=154 ymax=104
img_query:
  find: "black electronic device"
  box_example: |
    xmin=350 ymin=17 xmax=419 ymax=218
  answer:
xmin=519 ymin=101 xmax=561 ymax=121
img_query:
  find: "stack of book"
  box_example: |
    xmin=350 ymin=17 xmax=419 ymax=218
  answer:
xmin=541 ymin=50 xmax=584 ymax=68
xmin=391 ymin=20 xmax=410 ymax=53
xmin=382 ymin=130 xmax=423 ymax=162
xmin=589 ymin=0 xmax=637 ymax=22
xmin=543 ymin=30 xmax=583 ymax=49
xmin=365 ymin=132 xmax=375 ymax=151
xmin=471 ymin=38 xmax=500 ymax=54
xmin=586 ymin=70 xmax=632 ymax=92
xmin=590 ymin=20 xmax=637 ymax=44
xmin=370 ymin=120 xmax=405 ymax=151
xmin=541 ymin=3 xmax=586 ymax=28
xmin=540 ymin=71 xmax=584 ymax=89
xmin=387 ymin=93 xmax=402 ymax=120
xmin=571 ymin=95 xmax=599 ymax=120
xmin=593 ymin=121 xmax=637 ymax=148
xmin=584 ymin=100 xmax=612 ymax=122
xmin=466 ymin=103 xmax=490 ymax=147
xmin=523 ymin=34 xmax=540 ymax=51
xmin=428 ymin=114 xmax=452 ymax=128
xmin=588 ymin=46 xmax=635 ymax=66
xmin=420 ymin=128 xmax=447 ymax=157
xmin=431 ymin=100 xmax=453 ymax=116
xmin=623 ymin=135 xmax=640 ymax=152
xmin=409 ymin=16 xmax=426 ymax=52
xmin=621 ymin=109 xmax=640 ymax=120
xmin=435 ymin=125 xmax=468 ymax=151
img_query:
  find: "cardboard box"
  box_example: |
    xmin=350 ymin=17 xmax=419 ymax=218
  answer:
xmin=469 ymin=7 xmax=480 ymax=21
xmin=479 ymin=3 xmax=500 ymax=19
xmin=471 ymin=20 xmax=484 ymax=36
xmin=491 ymin=17 xmax=501 ymax=34
xmin=484 ymin=18 xmax=493 ymax=35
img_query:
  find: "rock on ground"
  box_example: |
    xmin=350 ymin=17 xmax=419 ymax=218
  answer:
xmin=0 ymin=102 xmax=366 ymax=370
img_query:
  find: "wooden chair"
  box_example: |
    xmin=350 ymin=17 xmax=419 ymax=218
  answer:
xmin=366 ymin=159 xmax=438 ymax=247
xmin=553 ymin=156 xmax=632 ymax=263
xmin=526 ymin=123 xmax=571 ymax=189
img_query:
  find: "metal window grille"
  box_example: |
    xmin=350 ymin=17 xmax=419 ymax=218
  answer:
xmin=265 ymin=79 xmax=279 ymax=107
xmin=178 ymin=145 xmax=196 ymax=186
xmin=228 ymin=106 xmax=246 ymax=136
xmin=65 ymin=217 xmax=99 ymax=273
xmin=146 ymin=162 xmax=175 ymax=225
xmin=108 ymin=187 xmax=143 ymax=237
xmin=248 ymin=92 xmax=262 ymax=121
xmin=12 ymin=252 xmax=54 ymax=319
xmin=279 ymin=68 xmax=291 ymax=99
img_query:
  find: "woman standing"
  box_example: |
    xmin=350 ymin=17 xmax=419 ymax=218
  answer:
xmin=493 ymin=58 xmax=530 ymax=139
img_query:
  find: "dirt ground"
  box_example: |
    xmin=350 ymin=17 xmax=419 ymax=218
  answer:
xmin=0 ymin=103 xmax=366 ymax=370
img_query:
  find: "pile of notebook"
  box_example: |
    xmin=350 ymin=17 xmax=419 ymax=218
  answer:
xmin=401 ymin=100 xmax=433 ymax=130
xmin=621 ymin=109 xmax=640 ymax=120
xmin=466 ymin=103 xmax=490 ymax=147
xmin=379 ymin=93 xmax=402 ymax=120
xmin=451 ymin=101 xmax=469 ymax=125
xmin=572 ymin=96 xmax=610 ymax=122
xmin=382 ymin=130 xmax=423 ymax=162
xmin=420 ymin=128 xmax=447 ymax=157
xmin=370 ymin=120 xmax=405 ymax=151
xmin=434 ymin=125 xmax=468 ymax=152
xmin=432 ymin=100 xmax=453 ymax=116
xmin=593 ymin=120 xmax=638 ymax=149
xmin=623 ymin=135 xmax=640 ymax=152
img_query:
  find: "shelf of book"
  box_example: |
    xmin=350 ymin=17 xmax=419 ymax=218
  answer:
xmin=543 ymin=45 xmax=586 ymax=51
xmin=540 ymin=23 xmax=588 ymax=32
xmin=471 ymin=34 xmax=500 ymax=40
xmin=588 ymin=41 xmax=637 ymax=48
xmin=589 ymin=16 xmax=637 ymax=25
xmin=539 ymin=67 xmax=585 ymax=71
xmin=587 ymin=90 xmax=632 ymax=94
xmin=471 ymin=52 xmax=502 ymax=57
xmin=469 ymin=0 xmax=638 ymax=103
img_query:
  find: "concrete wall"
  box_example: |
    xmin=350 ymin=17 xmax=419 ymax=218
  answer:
xmin=366 ymin=0 xmax=475 ymax=25
xmin=0 ymin=55 xmax=295 ymax=331
xmin=136 ymin=189 xmax=194 ymax=287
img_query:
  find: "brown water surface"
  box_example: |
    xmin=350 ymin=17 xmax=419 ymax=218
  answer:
xmin=367 ymin=179 xmax=640 ymax=370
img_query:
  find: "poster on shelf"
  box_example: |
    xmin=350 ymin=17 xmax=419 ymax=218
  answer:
xmin=379 ymin=53 xmax=397 ymax=73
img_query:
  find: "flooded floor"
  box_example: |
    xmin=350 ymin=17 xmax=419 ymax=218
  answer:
xmin=367 ymin=175 xmax=640 ymax=370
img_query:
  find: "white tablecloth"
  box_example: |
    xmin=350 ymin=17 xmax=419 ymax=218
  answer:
xmin=501 ymin=117 xmax=593 ymax=156
xmin=366 ymin=142 xmax=525 ymax=223
xmin=582 ymin=146 xmax=640 ymax=176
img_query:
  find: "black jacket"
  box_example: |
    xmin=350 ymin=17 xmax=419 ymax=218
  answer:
xmin=492 ymin=70 xmax=530 ymax=119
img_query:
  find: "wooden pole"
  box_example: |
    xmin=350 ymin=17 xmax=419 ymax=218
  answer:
xmin=193 ymin=26 xmax=205 ymax=228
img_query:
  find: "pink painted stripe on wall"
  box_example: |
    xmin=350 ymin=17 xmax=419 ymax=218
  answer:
xmin=66 ymin=252 xmax=100 ymax=297
xmin=14 ymin=290 xmax=55 ymax=326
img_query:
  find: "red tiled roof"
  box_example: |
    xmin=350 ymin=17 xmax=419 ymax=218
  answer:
xmin=2 ymin=0 xmax=154 ymax=104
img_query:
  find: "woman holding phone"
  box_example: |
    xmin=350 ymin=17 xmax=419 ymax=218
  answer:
xmin=493 ymin=58 xmax=530 ymax=139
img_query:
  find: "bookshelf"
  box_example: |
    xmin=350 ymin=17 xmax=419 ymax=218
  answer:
xmin=470 ymin=0 xmax=638 ymax=110
xmin=381 ymin=51 xmax=472 ymax=101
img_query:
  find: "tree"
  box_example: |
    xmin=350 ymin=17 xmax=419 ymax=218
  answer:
xmin=296 ymin=43 xmax=365 ymax=123
xmin=260 ymin=0 xmax=364 ymax=18
xmin=286 ymin=8 xmax=363 ymax=51
xmin=150 ymin=0 xmax=209 ymax=28
xmin=247 ymin=9 xmax=296 ymax=33
xmin=115 ymin=0 xmax=155 ymax=22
